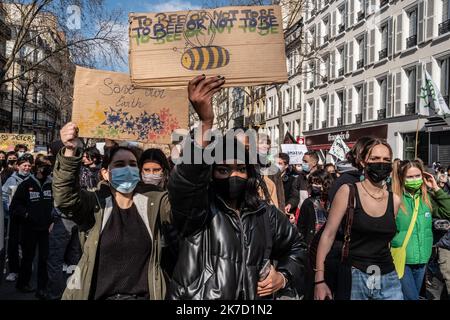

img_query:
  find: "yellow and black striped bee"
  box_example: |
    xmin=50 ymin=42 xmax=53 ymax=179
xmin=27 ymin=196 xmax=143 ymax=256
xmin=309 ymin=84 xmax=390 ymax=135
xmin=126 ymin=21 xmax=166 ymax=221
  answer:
xmin=181 ymin=46 xmax=230 ymax=71
xmin=179 ymin=11 xmax=230 ymax=71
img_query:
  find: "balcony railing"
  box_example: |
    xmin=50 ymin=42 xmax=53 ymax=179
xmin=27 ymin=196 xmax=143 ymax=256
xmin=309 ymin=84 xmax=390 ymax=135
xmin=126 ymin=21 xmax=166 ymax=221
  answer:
xmin=406 ymin=35 xmax=417 ymax=48
xmin=322 ymin=120 xmax=328 ymax=128
xmin=323 ymin=34 xmax=329 ymax=43
xmin=380 ymin=0 xmax=389 ymax=7
xmin=357 ymin=11 xmax=365 ymax=22
xmin=405 ymin=102 xmax=416 ymax=115
xmin=377 ymin=108 xmax=386 ymax=120
xmin=439 ymin=19 xmax=450 ymax=36
xmin=355 ymin=113 xmax=362 ymax=123
xmin=357 ymin=59 xmax=364 ymax=69
xmin=379 ymin=48 xmax=388 ymax=60
xmin=339 ymin=24 xmax=345 ymax=33
xmin=309 ymin=81 xmax=314 ymax=89
xmin=338 ymin=67 xmax=344 ymax=76
xmin=308 ymin=123 xmax=313 ymax=131
xmin=337 ymin=117 xmax=343 ymax=126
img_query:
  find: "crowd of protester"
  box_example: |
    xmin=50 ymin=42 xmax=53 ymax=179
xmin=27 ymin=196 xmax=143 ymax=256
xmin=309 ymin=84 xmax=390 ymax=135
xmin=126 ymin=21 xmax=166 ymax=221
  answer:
xmin=0 ymin=76 xmax=449 ymax=300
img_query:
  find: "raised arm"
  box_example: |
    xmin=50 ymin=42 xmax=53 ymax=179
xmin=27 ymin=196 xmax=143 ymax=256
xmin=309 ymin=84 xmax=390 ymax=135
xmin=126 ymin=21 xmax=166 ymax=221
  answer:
xmin=52 ymin=123 xmax=97 ymax=227
xmin=168 ymin=75 xmax=225 ymax=237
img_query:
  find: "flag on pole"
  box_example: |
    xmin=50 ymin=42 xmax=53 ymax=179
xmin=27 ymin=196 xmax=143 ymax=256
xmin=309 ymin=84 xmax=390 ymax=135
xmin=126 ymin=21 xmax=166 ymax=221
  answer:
xmin=283 ymin=131 xmax=297 ymax=144
xmin=329 ymin=136 xmax=350 ymax=161
xmin=419 ymin=64 xmax=450 ymax=121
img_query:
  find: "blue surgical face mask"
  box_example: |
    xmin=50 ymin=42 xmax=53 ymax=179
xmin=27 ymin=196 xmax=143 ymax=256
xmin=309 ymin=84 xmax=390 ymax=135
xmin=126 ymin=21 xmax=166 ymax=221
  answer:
xmin=302 ymin=163 xmax=311 ymax=173
xmin=110 ymin=166 xmax=140 ymax=194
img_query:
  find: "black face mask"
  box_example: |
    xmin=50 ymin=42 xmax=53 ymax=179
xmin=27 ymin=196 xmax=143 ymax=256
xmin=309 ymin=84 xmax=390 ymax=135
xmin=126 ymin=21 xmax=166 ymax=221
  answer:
xmin=311 ymin=186 xmax=322 ymax=198
xmin=8 ymin=160 xmax=16 ymax=166
xmin=366 ymin=163 xmax=392 ymax=183
xmin=213 ymin=176 xmax=247 ymax=201
xmin=38 ymin=166 xmax=52 ymax=178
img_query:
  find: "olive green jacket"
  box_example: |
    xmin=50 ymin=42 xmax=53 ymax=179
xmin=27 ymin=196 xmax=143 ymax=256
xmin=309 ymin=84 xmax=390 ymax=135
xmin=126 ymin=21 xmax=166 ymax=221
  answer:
xmin=52 ymin=148 xmax=172 ymax=300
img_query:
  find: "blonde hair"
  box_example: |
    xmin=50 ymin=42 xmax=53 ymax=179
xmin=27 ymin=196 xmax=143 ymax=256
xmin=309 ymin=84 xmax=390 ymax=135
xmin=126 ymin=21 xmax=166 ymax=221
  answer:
xmin=392 ymin=159 xmax=433 ymax=214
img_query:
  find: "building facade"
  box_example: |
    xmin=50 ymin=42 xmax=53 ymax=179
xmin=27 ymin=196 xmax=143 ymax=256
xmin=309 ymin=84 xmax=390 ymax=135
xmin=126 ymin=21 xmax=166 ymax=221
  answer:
xmin=0 ymin=2 xmax=12 ymax=129
xmin=266 ymin=18 xmax=303 ymax=152
xmin=1 ymin=4 xmax=74 ymax=150
xmin=300 ymin=0 xmax=450 ymax=165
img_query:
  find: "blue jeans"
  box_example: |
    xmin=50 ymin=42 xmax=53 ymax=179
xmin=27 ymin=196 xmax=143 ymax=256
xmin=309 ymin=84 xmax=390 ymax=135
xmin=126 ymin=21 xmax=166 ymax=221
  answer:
xmin=400 ymin=264 xmax=427 ymax=300
xmin=351 ymin=267 xmax=404 ymax=300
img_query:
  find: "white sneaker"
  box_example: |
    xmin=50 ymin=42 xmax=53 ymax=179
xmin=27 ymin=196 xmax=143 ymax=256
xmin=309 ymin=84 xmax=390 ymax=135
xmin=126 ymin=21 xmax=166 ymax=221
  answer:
xmin=5 ymin=273 xmax=18 ymax=282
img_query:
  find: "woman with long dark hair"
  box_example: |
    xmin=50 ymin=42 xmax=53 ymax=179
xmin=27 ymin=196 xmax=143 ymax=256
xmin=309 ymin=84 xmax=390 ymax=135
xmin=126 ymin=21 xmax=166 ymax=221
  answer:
xmin=167 ymin=75 xmax=306 ymax=300
xmin=139 ymin=148 xmax=171 ymax=190
xmin=315 ymin=138 xmax=403 ymax=300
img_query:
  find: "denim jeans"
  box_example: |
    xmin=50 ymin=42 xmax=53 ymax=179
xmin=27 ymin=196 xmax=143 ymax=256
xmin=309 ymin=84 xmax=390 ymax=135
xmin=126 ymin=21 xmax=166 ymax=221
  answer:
xmin=351 ymin=267 xmax=404 ymax=300
xmin=400 ymin=264 xmax=427 ymax=300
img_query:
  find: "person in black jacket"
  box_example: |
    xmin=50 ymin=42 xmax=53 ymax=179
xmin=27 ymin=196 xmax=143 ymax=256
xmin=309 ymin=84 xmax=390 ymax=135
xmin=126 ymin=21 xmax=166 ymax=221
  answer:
xmin=275 ymin=153 xmax=300 ymax=215
xmin=10 ymin=157 xmax=54 ymax=299
xmin=167 ymin=75 xmax=306 ymax=300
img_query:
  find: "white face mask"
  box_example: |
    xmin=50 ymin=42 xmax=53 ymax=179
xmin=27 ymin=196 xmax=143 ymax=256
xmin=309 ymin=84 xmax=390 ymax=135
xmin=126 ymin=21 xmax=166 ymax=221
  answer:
xmin=142 ymin=173 xmax=164 ymax=186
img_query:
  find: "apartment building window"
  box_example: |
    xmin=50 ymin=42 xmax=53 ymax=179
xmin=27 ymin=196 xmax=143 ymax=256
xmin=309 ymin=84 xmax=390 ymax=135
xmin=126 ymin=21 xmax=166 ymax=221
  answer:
xmin=379 ymin=24 xmax=388 ymax=60
xmin=338 ymin=46 xmax=344 ymax=76
xmin=356 ymin=85 xmax=364 ymax=123
xmin=440 ymin=0 xmax=450 ymax=35
xmin=407 ymin=9 xmax=418 ymax=48
xmin=357 ymin=0 xmax=365 ymax=21
xmin=310 ymin=27 xmax=316 ymax=49
xmin=378 ymin=77 xmax=388 ymax=119
xmin=405 ymin=68 xmax=417 ymax=114
xmin=33 ymin=110 xmax=38 ymax=122
xmin=309 ymin=62 xmax=315 ymax=88
xmin=323 ymin=55 xmax=330 ymax=82
xmin=357 ymin=36 xmax=365 ymax=68
xmin=322 ymin=95 xmax=329 ymax=128
xmin=323 ymin=16 xmax=330 ymax=43
xmin=337 ymin=91 xmax=344 ymax=126
xmin=338 ymin=6 xmax=346 ymax=33
xmin=440 ymin=57 xmax=450 ymax=106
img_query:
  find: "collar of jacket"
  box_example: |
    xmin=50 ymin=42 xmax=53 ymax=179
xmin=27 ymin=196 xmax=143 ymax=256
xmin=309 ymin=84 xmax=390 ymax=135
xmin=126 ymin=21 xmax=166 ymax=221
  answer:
xmin=403 ymin=188 xmax=423 ymax=199
xmin=214 ymin=194 xmax=267 ymax=219
xmin=30 ymin=174 xmax=52 ymax=188
xmin=100 ymin=193 xmax=153 ymax=240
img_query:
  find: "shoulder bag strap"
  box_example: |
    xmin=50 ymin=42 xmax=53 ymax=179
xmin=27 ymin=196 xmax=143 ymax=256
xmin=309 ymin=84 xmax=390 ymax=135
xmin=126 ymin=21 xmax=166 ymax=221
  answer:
xmin=341 ymin=183 xmax=356 ymax=262
xmin=401 ymin=196 xmax=421 ymax=250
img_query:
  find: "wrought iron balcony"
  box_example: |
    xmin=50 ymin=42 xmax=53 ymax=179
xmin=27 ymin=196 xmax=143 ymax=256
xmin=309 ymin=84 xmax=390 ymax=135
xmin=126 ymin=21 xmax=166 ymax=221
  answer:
xmin=337 ymin=117 xmax=343 ymax=126
xmin=339 ymin=24 xmax=345 ymax=33
xmin=379 ymin=48 xmax=388 ymax=60
xmin=406 ymin=35 xmax=417 ymax=48
xmin=338 ymin=67 xmax=344 ymax=76
xmin=380 ymin=0 xmax=389 ymax=7
xmin=405 ymin=102 xmax=416 ymax=115
xmin=355 ymin=113 xmax=362 ymax=123
xmin=357 ymin=59 xmax=364 ymax=69
xmin=377 ymin=108 xmax=386 ymax=120
xmin=439 ymin=19 xmax=450 ymax=36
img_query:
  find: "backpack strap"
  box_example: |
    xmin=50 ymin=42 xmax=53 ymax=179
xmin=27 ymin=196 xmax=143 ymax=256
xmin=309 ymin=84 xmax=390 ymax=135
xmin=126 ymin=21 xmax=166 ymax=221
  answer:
xmin=341 ymin=183 xmax=355 ymax=263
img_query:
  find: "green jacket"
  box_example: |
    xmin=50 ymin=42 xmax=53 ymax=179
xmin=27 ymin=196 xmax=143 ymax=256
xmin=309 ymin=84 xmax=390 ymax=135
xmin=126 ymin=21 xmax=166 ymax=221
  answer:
xmin=392 ymin=189 xmax=450 ymax=265
xmin=52 ymin=148 xmax=172 ymax=300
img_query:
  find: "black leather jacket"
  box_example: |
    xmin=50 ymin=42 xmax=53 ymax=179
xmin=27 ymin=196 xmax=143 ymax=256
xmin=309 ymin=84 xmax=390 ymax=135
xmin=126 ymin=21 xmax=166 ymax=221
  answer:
xmin=167 ymin=162 xmax=307 ymax=300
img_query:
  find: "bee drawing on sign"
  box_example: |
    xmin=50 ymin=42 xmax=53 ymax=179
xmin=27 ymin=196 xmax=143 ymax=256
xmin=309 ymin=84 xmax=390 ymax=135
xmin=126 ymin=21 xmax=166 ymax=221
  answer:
xmin=176 ymin=11 xmax=230 ymax=71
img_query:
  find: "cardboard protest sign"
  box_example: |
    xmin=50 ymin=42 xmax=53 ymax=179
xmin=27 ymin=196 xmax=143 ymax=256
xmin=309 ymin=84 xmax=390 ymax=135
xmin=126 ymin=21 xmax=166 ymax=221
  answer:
xmin=329 ymin=136 xmax=350 ymax=161
xmin=281 ymin=144 xmax=308 ymax=164
xmin=0 ymin=133 xmax=35 ymax=152
xmin=129 ymin=5 xmax=288 ymax=88
xmin=72 ymin=67 xmax=189 ymax=144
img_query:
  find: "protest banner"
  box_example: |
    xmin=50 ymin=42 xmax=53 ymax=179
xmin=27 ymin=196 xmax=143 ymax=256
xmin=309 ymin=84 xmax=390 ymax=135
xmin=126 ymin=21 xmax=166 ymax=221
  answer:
xmin=281 ymin=144 xmax=308 ymax=164
xmin=0 ymin=133 xmax=36 ymax=152
xmin=72 ymin=67 xmax=189 ymax=144
xmin=328 ymin=136 xmax=351 ymax=161
xmin=129 ymin=5 xmax=288 ymax=88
